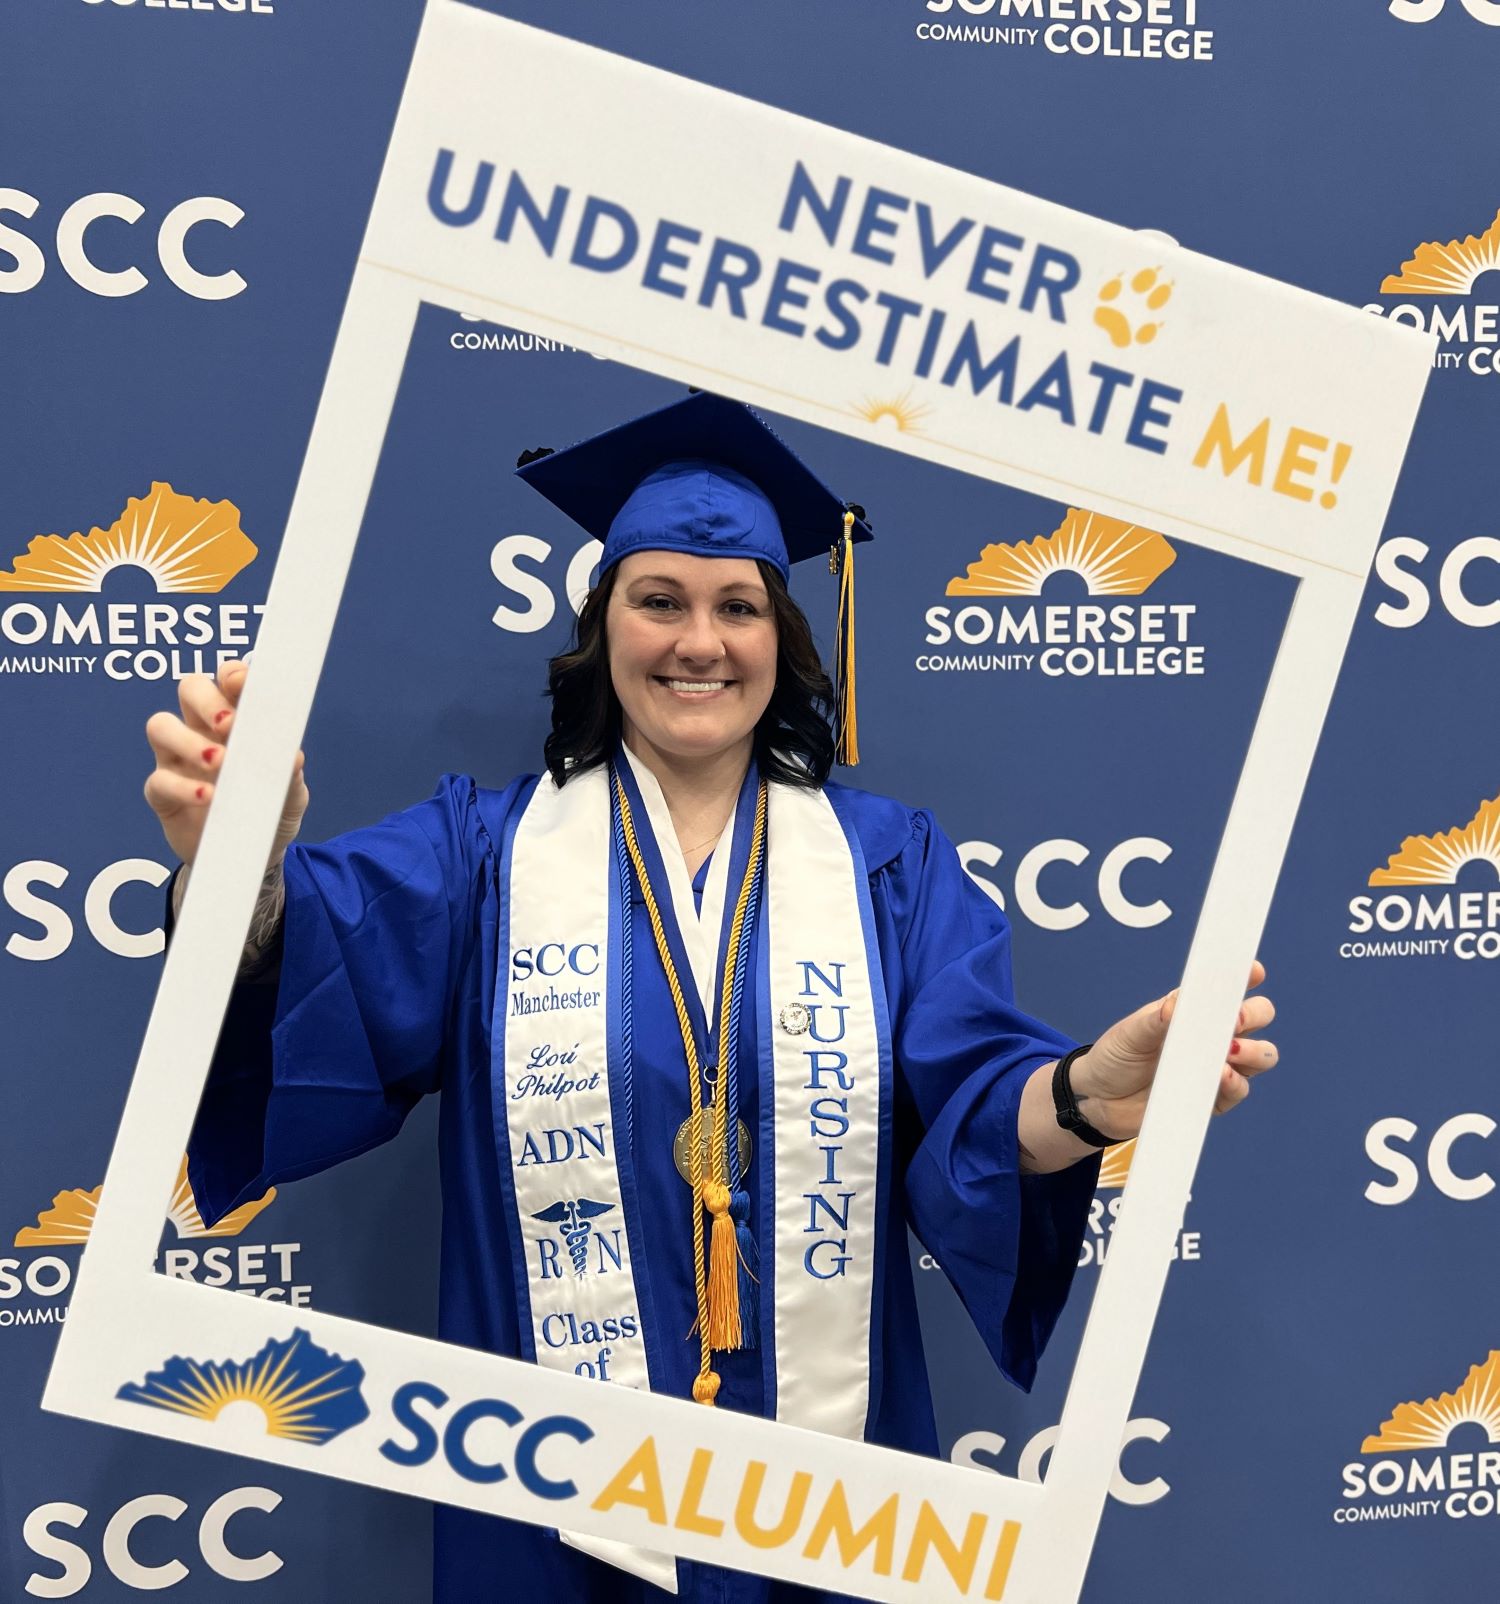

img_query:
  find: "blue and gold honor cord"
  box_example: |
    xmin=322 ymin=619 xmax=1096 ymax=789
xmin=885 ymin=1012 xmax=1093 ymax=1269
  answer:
xmin=613 ymin=769 xmax=767 ymax=1405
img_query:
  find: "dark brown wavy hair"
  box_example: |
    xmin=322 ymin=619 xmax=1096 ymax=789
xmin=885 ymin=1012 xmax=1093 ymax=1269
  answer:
xmin=545 ymin=561 xmax=835 ymax=788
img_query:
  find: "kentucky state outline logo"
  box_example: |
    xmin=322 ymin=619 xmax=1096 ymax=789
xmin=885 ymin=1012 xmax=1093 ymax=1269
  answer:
xmin=1368 ymin=792 xmax=1500 ymax=886
xmin=531 ymin=1197 xmax=616 ymax=1277
xmin=1381 ymin=208 xmax=1500 ymax=296
xmin=118 ymin=1329 xmax=369 ymax=1445
xmin=945 ymin=507 xmax=1177 ymax=597
xmin=1337 ymin=1349 xmax=1500 ymax=1526
xmin=14 ymin=1158 xmax=275 ymax=1246
xmin=1372 ymin=206 xmax=1500 ymax=376
xmin=1362 ymin=1352 xmax=1500 ymax=1453
xmin=1343 ymin=788 xmax=1500 ymax=962
xmin=0 ymin=482 xmax=257 ymax=593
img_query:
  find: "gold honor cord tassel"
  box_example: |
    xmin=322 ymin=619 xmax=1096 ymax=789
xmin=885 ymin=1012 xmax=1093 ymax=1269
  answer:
xmin=833 ymin=508 xmax=859 ymax=766
xmin=614 ymin=772 xmax=768 ymax=1405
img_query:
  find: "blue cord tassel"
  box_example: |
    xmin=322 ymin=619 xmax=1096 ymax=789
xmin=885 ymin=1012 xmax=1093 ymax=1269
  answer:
xmin=729 ymin=1188 xmax=758 ymax=1349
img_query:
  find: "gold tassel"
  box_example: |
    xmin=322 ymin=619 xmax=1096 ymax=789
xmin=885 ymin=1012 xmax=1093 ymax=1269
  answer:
xmin=702 ymin=1180 xmax=742 ymax=1351
xmin=699 ymin=781 xmax=767 ymax=1358
xmin=832 ymin=509 xmax=859 ymax=766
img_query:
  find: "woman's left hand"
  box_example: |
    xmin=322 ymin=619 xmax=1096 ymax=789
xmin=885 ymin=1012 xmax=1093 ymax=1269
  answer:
xmin=1070 ymin=961 xmax=1277 ymax=1143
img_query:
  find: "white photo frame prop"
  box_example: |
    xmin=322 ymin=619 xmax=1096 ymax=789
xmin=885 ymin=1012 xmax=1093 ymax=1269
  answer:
xmin=45 ymin=7 xmax=1433 ymax=1602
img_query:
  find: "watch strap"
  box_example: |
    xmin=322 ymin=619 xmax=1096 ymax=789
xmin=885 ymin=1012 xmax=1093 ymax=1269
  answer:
xmin=1051 ymin=1043 xmax=1119 ymax=1148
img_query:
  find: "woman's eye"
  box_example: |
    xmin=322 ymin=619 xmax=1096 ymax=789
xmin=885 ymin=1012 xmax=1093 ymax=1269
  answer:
xmin=635 ymin=594 xmax=761 ymax=616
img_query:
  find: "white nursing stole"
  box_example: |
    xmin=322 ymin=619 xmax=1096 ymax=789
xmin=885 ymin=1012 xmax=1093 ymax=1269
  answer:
xmin=498 ymin=761 xmax=885 ymax=1591
xmin=503 ymin=766 xmax=672 ymax=1589
xmin=763 ymin=782 xmax=884 ymax=1441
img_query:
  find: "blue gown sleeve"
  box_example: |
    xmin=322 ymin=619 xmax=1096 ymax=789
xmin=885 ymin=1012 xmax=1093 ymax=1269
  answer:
xmin=173 ymin=773 xmax=493 ymax=1228
xmin=883 ymin=808 xmax=1099 ymax=1391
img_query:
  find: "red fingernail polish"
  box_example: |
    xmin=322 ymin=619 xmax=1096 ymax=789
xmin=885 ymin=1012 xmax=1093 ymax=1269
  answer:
xmin=195 ymin=786 xmax=206 ymax=800
xmin=214 ymin=710 xmax=230 ymax=725
xmin=1229 ymin=1039 xmax=1241 ymax=1056
xmin=203 ymin=746 xmax=218 ymax=763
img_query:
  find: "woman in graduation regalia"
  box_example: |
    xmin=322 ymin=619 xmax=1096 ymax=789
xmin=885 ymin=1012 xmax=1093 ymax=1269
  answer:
xmin=148 ymin=392 xmax=1277 ymax=1604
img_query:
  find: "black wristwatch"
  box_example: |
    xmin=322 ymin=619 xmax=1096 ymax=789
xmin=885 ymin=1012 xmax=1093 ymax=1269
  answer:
xmin=1051 ymin=1044 xmax=1120 ymax=1148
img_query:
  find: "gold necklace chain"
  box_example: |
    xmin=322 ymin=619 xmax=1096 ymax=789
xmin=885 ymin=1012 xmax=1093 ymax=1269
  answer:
xmin=614 ymin=769 xmax=767 ymax=1404
xmin=678 ymin=828 xmax=725 ymax=858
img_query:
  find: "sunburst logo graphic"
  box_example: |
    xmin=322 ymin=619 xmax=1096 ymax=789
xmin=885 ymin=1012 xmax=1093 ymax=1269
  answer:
xmin=14 ymin=1158 xmax=275 ymax=1247
xmin=1380 ymin=208 xmax=1500 ymax=296
xmin=165 ymin=1158 xmax=277 ymax=1239
xmin=852 ymin=389 xmax=933 ymax=434
xmin=1362 ymin=1352 xmax=1500 ymax=1453
xmin=945 ymin=508 xmax=1177 ymax=598
xmin=118 ymin=1329 xmax=368 ymax=1445
xmin=1368 ymin=793 xmax=1500 ymax=887
xmin=1097 ymin=1139 xmax=1136 ymax=1190
xmin=0 ymin=483 xmax=257 ymax=594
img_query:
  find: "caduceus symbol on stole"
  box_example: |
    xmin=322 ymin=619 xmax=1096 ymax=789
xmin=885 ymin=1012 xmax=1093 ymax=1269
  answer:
xmin=531 ymin=1198 xmax=615 ymax=1277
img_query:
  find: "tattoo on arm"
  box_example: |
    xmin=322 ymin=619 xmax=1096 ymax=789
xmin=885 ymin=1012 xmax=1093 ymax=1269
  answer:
xmin=241 ymin=858 xmax=286 ymax=976
xmin=172 ymin=858 xmax=286 ymax=979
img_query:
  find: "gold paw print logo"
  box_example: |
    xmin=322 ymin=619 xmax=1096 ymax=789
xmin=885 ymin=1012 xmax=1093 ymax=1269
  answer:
xmin=1094 ymin=268 xmax=1173 ymax=349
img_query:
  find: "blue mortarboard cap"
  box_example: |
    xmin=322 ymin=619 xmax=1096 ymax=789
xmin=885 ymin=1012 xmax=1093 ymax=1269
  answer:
xmin=514 ymin=391 xmax=872 ymax=580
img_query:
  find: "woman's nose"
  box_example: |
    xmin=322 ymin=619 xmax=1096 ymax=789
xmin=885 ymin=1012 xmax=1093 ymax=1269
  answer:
xmin=674 ymin=608 xmax=724 ymax=664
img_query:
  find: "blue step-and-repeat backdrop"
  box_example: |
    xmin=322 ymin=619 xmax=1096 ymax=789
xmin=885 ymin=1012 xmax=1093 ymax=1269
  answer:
xmin=3 ymin=2 xmax=1496 ymax=1599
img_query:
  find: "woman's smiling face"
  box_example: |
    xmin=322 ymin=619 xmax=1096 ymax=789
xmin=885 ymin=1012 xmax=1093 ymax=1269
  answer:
xmin=606 ymin=551 xmax=778 ymax=767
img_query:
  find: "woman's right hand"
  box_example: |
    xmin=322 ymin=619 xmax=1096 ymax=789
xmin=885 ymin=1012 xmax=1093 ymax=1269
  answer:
xmin=144 ymin=660 xmax=308 ymax=867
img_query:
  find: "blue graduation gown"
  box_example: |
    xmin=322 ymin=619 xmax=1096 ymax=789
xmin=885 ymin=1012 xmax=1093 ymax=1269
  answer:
xmin=172 ymin=770 xmax=1097 ymax=1604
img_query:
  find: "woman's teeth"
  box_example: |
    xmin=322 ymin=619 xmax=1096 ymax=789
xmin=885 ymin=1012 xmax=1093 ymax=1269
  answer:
xmin=662 ymin=679 xmax=728 ymax=693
